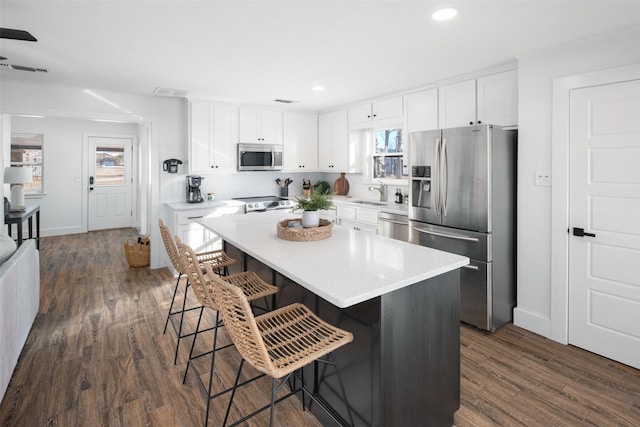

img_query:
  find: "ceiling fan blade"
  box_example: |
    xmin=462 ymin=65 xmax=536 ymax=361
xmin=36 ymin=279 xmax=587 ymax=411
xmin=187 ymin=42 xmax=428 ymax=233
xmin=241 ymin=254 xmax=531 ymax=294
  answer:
xmin=0 ymin=28 xmax=37 ymax=42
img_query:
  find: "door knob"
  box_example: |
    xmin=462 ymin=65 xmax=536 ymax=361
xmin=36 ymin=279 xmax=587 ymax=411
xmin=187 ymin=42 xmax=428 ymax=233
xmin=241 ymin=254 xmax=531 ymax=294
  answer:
xmin=572 ymin=227 xmax=596 ymax=238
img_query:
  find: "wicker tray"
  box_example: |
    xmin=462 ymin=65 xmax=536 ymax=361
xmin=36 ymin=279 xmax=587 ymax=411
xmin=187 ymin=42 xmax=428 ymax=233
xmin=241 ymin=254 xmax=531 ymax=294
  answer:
xmin=277 ymin=218 xmax=333 ymax=241
xmin=124 ymin=236 xmax=150 ymax=267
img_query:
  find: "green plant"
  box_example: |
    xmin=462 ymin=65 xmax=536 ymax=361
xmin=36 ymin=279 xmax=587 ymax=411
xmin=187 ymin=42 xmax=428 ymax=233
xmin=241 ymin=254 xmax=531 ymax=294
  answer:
xmin=313 ymin=181 xmax=332 ymax=195
xmin=291 ymin=192 xmax=334 ymax=212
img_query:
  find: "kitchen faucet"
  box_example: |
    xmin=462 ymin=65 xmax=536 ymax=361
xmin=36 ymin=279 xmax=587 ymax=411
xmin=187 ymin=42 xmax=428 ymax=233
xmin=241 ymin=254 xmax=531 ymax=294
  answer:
xmin=368 ymin=182 xmax=387 ymax=202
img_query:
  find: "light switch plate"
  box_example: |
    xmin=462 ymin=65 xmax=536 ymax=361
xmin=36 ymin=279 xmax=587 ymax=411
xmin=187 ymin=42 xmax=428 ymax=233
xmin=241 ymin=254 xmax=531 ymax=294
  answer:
xmin=534 ymin=170 xmax=552 ymax=187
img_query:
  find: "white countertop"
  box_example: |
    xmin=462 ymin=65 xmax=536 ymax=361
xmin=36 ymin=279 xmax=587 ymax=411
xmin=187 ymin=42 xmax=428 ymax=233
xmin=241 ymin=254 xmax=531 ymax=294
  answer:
xmin=197 ymin=211 xmax=468 ymax=308
xmin=166 ymin=200 xmax=246 ymax=211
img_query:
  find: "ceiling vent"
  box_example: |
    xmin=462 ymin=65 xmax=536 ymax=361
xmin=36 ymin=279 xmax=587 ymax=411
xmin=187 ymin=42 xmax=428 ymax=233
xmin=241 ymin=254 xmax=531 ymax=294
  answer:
xmin=0 ymin=63 xmax=49 ymax=72
xmin=153 ymin=87 xmax=188 ymax=97
xmin=274 ymin=99 xmax=296 ymax=104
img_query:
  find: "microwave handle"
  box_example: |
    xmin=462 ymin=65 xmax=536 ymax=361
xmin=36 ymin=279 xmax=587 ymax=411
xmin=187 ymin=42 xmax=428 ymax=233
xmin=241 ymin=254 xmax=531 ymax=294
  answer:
xmin=271 ymin=148 xmax=275 ymax=168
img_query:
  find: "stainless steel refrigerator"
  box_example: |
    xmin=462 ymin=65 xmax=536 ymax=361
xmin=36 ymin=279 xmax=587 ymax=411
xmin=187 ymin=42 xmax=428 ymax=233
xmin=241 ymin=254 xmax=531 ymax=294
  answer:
xmin=408 ymin=124 xmax=517 ymax=331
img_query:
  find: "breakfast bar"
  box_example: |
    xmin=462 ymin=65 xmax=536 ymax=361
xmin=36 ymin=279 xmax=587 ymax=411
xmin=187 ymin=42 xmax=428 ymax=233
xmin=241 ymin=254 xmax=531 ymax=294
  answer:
xmin=198 ymin=211 xmax=469 ymax=426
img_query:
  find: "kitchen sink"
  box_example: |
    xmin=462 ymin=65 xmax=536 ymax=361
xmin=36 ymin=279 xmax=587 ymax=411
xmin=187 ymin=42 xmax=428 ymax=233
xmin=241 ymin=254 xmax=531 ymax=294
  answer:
xmin=351 ymin=200 xmax=387 ymax=206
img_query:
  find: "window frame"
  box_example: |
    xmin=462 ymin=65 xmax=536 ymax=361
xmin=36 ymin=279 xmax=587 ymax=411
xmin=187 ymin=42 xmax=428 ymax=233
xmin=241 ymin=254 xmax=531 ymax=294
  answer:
xmin=10 ymin=133 xmax=44 ymax=195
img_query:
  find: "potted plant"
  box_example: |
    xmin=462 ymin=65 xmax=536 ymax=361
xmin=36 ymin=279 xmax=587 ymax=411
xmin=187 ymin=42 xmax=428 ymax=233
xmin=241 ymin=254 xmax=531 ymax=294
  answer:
xmin=291 ymin=192 xmax=334 ymax=228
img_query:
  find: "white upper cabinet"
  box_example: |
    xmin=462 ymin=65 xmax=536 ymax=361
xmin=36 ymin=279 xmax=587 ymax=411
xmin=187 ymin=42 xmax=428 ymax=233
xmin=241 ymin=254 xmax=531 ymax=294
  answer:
xmin=283 ymin=112 xmax=318 ymax=171
xmin=348 ymin=96 xmax=404 ymax=127
xmin=438 ymin=79 xmax=477 ymax=128
xmin=438 ymin=70 xmax=518 ymax=129
xmin=188 ymin=100 xmax=237 ymax=173
xmin=476 ymin=69 xmax=518 ymax=127
xmin=239 ymin=108 xmax=283 ymax=144
xmin=319 ymin=109 xmax=360 ymax=172
xmin=406 ymin=88 xmax=438 ymax=133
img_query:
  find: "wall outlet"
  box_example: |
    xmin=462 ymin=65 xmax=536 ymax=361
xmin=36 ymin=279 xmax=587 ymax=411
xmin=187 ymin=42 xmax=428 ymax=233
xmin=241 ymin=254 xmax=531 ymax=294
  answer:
xmin=534 ymin=170 xmax=552 ymax=187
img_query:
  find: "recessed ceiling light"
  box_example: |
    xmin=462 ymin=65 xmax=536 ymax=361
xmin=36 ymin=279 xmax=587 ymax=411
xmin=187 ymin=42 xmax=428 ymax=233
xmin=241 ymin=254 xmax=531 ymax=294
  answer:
xmin=312 ymin=86 xmax=325 ymax=92
xmin=432 ymin=8 xmax=458 ymax=21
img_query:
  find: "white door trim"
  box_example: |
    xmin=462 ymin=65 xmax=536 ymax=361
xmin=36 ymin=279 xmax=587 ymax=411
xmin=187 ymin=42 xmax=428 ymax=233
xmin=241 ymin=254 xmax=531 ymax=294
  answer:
xmin=82 ymin=132 xmax=138 ymax=232
xmin=550 ymin=62 xmax=640 ymax=344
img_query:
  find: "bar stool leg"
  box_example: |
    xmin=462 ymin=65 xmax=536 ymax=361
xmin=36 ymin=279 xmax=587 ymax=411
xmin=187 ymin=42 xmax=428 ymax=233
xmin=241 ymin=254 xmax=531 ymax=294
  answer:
xmin=204 ymin=311 xmax=221 ymax=427
xmin=182 ymin=305 xmax=205 ymax=383
xmin=174 ymin=281 xmax=192 ymax=364
xmin=163 ymin=273 xmax=183 ymax=333
xmin=223 ymin=359 xmax=245 ymax=427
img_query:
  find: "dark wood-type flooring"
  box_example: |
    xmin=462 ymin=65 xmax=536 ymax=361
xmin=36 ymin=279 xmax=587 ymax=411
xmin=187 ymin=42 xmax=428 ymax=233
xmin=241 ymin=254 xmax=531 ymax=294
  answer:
xmin=1 ymin=228 xmax=639 ymax=426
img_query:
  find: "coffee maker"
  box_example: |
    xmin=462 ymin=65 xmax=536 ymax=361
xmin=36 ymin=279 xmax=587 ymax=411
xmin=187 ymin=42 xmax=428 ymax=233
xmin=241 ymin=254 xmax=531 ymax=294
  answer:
xmin=186 ymin=175 xmax=204 ymax=203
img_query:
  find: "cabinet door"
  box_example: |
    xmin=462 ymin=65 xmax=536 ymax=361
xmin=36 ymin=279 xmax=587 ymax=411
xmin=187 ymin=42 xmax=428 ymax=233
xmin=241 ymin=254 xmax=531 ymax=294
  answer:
xmin=348 ymin=103 xmax=373 ymax=125
xmin=318 ymin=112 xmax=333 ymax=170
xmin=239 ymin=108 xmax=260 ymax=143
xmin=330 ymin=109 xmax=349 ymax=171
xmin=189 ymin=100 xmax=213 ymax=172
xmin=259 ymin=110 xmax=283 ymax=144
xmin=438 ymin=79 xmax=477 ymax=128
xmin=476 ymin=69 xmax=518 ymax=127
xmin=283 ymin=112 xmax=318 ymax=170
xmin=211 ymin=103 xmax=237 ymax=172
xmin=373 ymin=96 xmax=403 ymax=121
xmin=406 ymin=89 xmax=438 ymax=133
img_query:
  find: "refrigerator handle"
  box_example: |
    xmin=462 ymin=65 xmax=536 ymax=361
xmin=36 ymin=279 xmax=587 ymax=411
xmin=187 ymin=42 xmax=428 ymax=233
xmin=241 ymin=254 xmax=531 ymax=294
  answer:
xmin=411 ymin=226 xmax=480 ymax=242
xmin=434 ymin=137 xmax=441 ymax=215
xmin=441 ymin=137 xmax=449 ymax=216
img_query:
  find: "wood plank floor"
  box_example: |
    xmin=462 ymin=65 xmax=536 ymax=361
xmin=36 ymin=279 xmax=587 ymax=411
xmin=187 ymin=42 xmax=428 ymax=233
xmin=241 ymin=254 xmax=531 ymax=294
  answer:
xmin=1 ymin=228 xmax=639 ymax=426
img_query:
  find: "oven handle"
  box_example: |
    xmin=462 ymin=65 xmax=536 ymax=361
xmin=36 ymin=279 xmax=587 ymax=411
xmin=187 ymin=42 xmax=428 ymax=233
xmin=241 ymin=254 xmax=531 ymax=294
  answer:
xmin=411 ymin=226 xmax=479 ymax=242
xmin=461 ymin=264 xmax=479 ymax=271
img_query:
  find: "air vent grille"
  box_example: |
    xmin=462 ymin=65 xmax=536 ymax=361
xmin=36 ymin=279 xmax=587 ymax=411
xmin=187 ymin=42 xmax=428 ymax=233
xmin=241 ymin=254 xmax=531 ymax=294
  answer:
xmin=153 ymin=87 xmax=188 ymax=97
xmin=274 ymin=99 xmax=295 ymax=104
xmin=0 ymin=63 xmax=49 ymax=72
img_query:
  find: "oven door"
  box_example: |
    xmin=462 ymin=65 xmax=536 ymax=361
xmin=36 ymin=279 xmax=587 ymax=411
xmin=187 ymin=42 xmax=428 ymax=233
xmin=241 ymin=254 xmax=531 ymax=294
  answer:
xmin=237 ymin=144 xmax=283 ymax=171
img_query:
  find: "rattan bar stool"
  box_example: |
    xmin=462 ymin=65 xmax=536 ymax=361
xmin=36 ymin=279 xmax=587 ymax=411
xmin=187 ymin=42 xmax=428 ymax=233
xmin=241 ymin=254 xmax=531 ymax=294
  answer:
xmin=158 ymin=219 xmax=236 ymax=364
xmin=207 ymin=273 xmax=355 ymax=427
xmin=175 ymin=238 xmax=279 ymax=426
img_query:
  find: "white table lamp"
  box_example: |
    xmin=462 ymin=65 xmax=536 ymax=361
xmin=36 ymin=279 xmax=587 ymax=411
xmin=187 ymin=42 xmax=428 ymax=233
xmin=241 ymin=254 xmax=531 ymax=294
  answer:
xmin=4 ymin=167 xmax=33 ymax=211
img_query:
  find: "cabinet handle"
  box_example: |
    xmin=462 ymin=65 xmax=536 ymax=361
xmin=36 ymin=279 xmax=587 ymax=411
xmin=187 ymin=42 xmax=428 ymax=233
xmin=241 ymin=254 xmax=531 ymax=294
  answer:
xmin=367 ymin=115 xmax=371 ymax=119
xmin=373 ymin=114 xmax=377 ymax=118
xmin=469 ymin=121 xmax=474 ymax=125
xmin=477 ymin=120 xmax=482 ymax=124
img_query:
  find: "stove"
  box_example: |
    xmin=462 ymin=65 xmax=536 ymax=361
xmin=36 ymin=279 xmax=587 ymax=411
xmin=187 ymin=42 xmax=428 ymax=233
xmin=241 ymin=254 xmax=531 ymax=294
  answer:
xmin=233 ymin=196 xmax=295 ymax=213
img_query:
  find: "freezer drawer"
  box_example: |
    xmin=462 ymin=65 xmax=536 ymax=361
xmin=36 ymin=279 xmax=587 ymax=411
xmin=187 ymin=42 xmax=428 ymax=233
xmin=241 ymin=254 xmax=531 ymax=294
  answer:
xmin=409 ymin=221 xmax=491 ymax=262
xmin=460 ymin=260 xmax=491 ymax=330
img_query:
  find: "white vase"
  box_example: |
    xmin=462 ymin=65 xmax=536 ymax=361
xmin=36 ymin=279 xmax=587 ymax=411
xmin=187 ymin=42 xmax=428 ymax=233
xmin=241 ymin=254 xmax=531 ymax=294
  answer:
xmin=301 ymin=210 xmax=320 ymax=228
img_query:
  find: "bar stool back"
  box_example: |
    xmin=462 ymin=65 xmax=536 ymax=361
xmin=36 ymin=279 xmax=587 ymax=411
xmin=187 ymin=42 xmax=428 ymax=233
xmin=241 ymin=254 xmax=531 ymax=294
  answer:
xmin=207 ymin=274 xmax=354 ymax=427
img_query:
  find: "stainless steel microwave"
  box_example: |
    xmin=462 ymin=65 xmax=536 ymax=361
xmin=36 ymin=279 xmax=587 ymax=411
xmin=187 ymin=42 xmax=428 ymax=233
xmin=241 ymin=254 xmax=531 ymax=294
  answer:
xmin=237 ymin=143 xmax=283 ymax=171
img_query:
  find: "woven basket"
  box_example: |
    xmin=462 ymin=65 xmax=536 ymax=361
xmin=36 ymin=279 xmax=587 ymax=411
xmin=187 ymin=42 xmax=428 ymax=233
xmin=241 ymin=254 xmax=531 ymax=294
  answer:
xmin=124 ymin=236 xmax=150 ymax=267
xmin=277 ymin=218 xmax=333 ymax=242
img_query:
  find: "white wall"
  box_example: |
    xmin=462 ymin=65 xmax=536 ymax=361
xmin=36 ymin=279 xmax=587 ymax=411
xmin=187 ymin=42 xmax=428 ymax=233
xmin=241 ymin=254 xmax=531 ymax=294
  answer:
xmin=514 ymin=27 xmax=640 ymax=338
xmin=11 ymin=116 xmax=138 ymax=236
xmin=0 ymin=81 xmax=184 ymax=268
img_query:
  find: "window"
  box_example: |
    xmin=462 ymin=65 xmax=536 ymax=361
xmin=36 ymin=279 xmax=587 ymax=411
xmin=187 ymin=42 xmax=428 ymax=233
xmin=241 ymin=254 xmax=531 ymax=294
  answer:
xmin=373 ymin=128 xmax=406 ymax=179
xmin=95 ymin=145 xmax=125 ymax=185
xmin=10 ymin=133 xmax=43 ymax=193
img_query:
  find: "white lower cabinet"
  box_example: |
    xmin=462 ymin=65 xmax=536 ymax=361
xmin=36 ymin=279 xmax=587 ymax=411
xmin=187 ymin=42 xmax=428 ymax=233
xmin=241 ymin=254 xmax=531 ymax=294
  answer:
xmin=167 ymin=203 xmax=245 ymax=262
xmin=335 ymin=204 xmax=378 ymax=234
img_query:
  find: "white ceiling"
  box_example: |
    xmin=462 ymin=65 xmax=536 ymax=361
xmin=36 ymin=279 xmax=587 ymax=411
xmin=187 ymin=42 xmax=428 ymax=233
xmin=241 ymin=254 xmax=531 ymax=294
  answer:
xmin=2 ymin=1 xmax=640 ymax=112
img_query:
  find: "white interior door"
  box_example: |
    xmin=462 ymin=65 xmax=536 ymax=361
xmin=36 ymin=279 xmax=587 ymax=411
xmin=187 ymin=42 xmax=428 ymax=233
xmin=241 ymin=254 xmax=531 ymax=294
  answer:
xmin=569 ymin=79 xmax=640 ymax=369
xmin=88 ymin=136 xmax=133 ymax=231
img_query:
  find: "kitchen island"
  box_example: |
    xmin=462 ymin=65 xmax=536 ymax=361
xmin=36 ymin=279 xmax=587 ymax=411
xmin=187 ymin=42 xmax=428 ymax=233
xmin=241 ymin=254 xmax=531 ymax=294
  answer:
xmin=198 ymin=211 xmax=469 ymax=427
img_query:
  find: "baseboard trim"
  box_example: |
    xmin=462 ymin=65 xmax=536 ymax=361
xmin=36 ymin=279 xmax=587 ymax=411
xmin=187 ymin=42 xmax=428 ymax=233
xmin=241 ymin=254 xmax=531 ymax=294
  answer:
xmin=513 ymin=307 xmax=551 ymax=339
